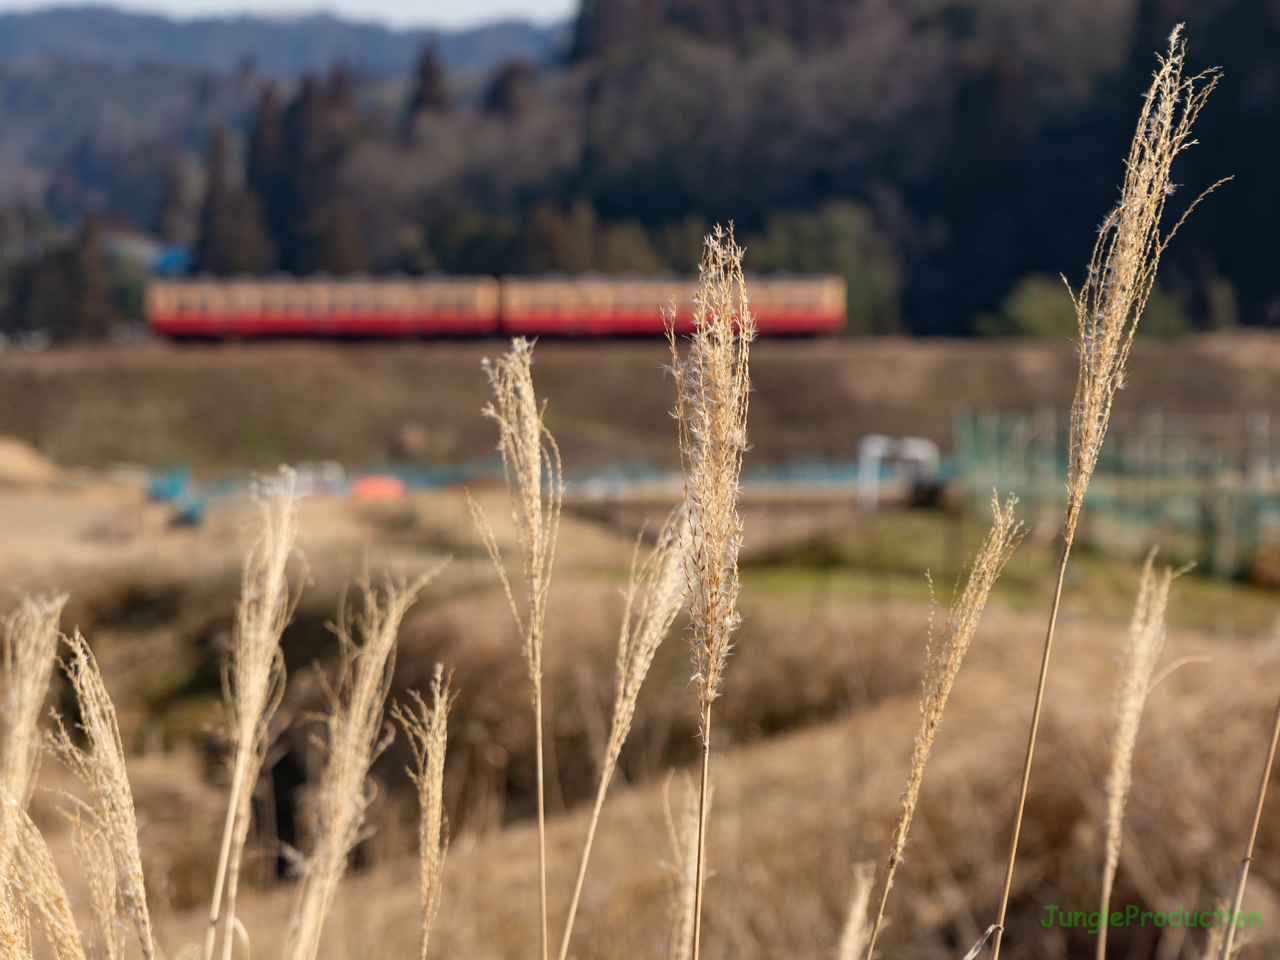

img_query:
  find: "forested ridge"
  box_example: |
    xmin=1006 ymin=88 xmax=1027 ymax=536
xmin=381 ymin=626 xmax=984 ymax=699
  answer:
xmin=1 ymin=0 xmax=1277 ymax=338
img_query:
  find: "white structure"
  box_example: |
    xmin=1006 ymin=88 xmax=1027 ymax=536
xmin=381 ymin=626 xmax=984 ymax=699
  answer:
xmin=857 ymin=435 xmax=941 ymax=511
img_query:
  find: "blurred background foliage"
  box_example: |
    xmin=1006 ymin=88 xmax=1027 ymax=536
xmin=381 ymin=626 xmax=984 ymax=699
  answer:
xmin=0 ymin=0 xmax=1273 ymax=339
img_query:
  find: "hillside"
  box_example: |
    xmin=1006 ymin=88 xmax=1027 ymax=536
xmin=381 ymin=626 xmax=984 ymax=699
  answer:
xmin=7 ymin=1 xmax=1280 ymax=339
xmin=1 ymin=332 xmax=1278 ymax=474
xmin=0 ymin=8 xmax=569 ymax=77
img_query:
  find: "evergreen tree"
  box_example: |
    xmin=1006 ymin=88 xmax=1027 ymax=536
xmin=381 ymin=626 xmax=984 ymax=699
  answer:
xmin=69 ymin=214 xmax=112 ymax=339
xmin=7 ymin=214 xmax=115 ymax=341
xmin=400 ymin=45 xmax=450 ymax=142
xmin=157 ymin=168 xmax=194 ymax=245
xmin=274 ymin=72 xmax=367 ymax=275
xmin=192 ymin=126 xmax=274 ymax=275
xmin=482 ymin=60 xmax=538 ymax=118
xmin=247 ymin=85 xmax=287 ymax=253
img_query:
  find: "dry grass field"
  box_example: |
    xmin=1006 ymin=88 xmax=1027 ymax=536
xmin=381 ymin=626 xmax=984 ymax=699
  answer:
xmin=2 ymin=332 xmax=1280 ymax=474
xmin=3 ymin=344 xmax=1280 ymax=958
xmin=3 ymin=39 xmax=1279 ymax=960
xmin=2 ymin=461 xmax=1278 ymax=960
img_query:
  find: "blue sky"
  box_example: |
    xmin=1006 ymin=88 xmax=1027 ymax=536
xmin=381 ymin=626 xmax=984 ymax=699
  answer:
xmin=0 ymin=0 xmax=575 ymax=28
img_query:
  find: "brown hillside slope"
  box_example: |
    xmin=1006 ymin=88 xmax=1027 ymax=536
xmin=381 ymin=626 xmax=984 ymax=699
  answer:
xmin=0 ymin=332 xmax=1276 ymax=472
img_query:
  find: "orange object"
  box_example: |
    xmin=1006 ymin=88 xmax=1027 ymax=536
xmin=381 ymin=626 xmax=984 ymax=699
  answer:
xmin=349 ymin=475 xmax=407 ymax=501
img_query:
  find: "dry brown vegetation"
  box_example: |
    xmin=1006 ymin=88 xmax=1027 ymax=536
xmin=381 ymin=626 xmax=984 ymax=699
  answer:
xmin=0 ymin=441 xmax=1276 ymax=960
xmin=4 ymin=333 xmax=1280 ymax=478
xmin=0 ymin=31 xmax=1278 ymax=960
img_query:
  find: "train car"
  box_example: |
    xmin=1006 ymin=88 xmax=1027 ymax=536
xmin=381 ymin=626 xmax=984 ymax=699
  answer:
xmin=499 ymin=274 xmax=846 ymax=337
xmin=144 ymin=274 xmax=844 ymax=338
xmin=145 ymin=277 xmax=501 ymax=338
xmin=500 ymin=277 xmax=693 ymax=337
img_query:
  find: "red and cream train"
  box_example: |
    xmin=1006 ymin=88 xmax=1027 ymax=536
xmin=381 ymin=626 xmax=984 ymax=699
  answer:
xmin=144 ymin=275 xmax=847 ymax=338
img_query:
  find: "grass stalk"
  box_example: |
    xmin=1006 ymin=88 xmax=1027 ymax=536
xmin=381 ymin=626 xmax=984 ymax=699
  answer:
xmin=70 ymin=810 xmax=122 ymax=960
xmin=468 ymin=336 xmax=562 ymax=960
xmin=1 ymin=787 xmax=84 ymax=960
xmin=392 ymin=664 xmax=454 ymax=960
xmin=663 ymin=772 xmax=706 ymax=960
xmin=0 ymin=879 xmax=32 ymax=960
xmin=0 ymin=594 xmax=68 ymax=886
xmin=990 ymin=28 xmax=1221 ymax=958
xmin=1 ymin=595 xmax=68 ymax=810
xmin=667 ymin=225 xmax=754 ymax=960
xmin=204 ymin=470 xmax=302 ymax=960
xmin=1096 ymin=549 xmax=1177 ymax=960
xmin=1218 ymin=692 xmax=1280 ymax=960
xmin=49 ymin=632 xmax=155 ymax=960
xmin=837 ymin=862 xmax=875 ymax=960
xmin=282 ymin=571 xmax=438 ymax=960
xmin=557 ymin=516 xmax=686 ymax=960
xmin=861 ymin=493 xmax=1023 ymax=960
xmin=1202 ymin=911 xmax=1228 ymax=960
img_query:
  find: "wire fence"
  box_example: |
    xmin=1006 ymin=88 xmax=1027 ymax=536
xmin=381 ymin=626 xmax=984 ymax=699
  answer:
xmin=953 ymin=407 xmax=1280 ymax=580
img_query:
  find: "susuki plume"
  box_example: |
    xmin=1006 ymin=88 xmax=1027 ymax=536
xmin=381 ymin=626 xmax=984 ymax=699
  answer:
xmin=468 ymin=336 xmax=562 ymax=960
xmin=283 ymin=571 xmax=440 ymax=960
xmin=558 ymin=514 xmax=687 ymax=960
xmin=1096 ymin=549 xmax=1182 ymax=960
xmin=668 ymin=224 xmax=754 ymax=960
xmin=204 ymin=469 xmax=302 ymax=960
xmin=837 ymin=862 xmax=875 ymax=960
xmin=1064 ymin=27 xmax=1223 ymax=546
xmin=663 ymin=772 xmax=707 ymax=960
xmin=49 ymin=633 xmax=155 ymax=960
xmin=991 ymin=29 xmax=1221 ymax=959
xmin=393 ymin=664 xmax=454 ymax=960
xmin=1 ymin=788 xmax=84 ymax=960
xmin=1 ymin=595 xmax=67 ymax=811
xmin=861 ymin=494 xmax=1024 ymax=960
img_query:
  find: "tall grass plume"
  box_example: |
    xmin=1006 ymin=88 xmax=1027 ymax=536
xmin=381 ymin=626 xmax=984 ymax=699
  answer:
xmin=558 ymin=515 xmax=687 ymax=960
xmin=837 ymin=862 xmax=875 ymax=960
xmin=1096 ymin=548 xmax=1180 ymax=960
xmin=1220 ymin=690 xmax=1280 ymax=958
xmin=1 ymin=595 xmax=68 ymax=811
xmin=667 ymin=224 xmax=754 ymax=960
xmin=468 ymin=336 xmax=563 ymax=960
xmin=204 ymin=469 xmax=302 ymax=960
xmin=2 ymin=788 xmax=84 ymax=960
xmin=992 ymin=28 xmax=1222 ymax=958
xmin=663 ymin=772 xmax=708 ymax=960
xmin=49 ymin=632 xmax=155 ymax=960
xmin=282 ymin=571 xmax=439 ymax=960
xmin=1 ymin=595 xmax=68 ymax=894
xmin=861 ymin=493 xmax=1023 ymax=960
xmin=70 ymin=810 xmax=122 ymax=960
xmin=392 ymin=664 xmax=454 ymax=960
